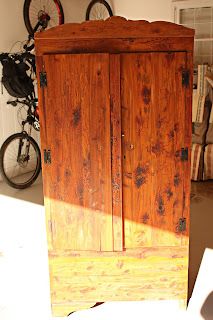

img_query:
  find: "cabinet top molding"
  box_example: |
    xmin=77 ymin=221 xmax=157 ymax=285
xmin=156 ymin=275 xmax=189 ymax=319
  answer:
xmin=35 ymin=16 xmax=194 ymax=40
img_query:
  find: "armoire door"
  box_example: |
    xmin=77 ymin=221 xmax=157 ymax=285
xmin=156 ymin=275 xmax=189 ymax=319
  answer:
xmin=121 ymin=52 xmax=190 ymax=249
xmin=40 ymin=53 xmax=120 ymax=252
xmin=40 ymin=51 xmax=190 ymax=253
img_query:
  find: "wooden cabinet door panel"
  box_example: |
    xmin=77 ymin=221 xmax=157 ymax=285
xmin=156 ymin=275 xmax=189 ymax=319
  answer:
xmin=42 ymin=53 xmax=113 ymax=251
xmin=121 ymin=52 xmax=187 ymax=248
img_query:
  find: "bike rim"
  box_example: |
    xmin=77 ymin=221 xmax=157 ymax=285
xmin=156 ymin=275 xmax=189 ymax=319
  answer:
xmin=2 ymin=136 xmax=39 ymax=186
xmin=88 ymin=2 xmax=112 ymax=20
xmin=28 ymin=0 xmax=63 ymax=31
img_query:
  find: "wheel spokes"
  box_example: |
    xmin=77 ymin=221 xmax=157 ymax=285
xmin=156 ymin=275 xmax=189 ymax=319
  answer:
xmin=3 ymin=137 xmax=38 ymax=184
xmin=29 ymin=0 xmax=61 ymax=30
xmin=90 ymin=3 xmax=111 ymax=20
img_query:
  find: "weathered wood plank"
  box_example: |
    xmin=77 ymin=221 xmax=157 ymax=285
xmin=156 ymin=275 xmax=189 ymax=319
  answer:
xmin=49 ymin=247 xmax=188 ymax=305
xmin=182 ymin=51 xmax=193 ymax=247
xmin=36 ymin=55 xmax=55 ymax=251
xmin=35 ymin=17 xmax=194 ymax=40
xmin=150 ymin=52 xmax=184 ymax=246
xmin=42 ymin=54 xmax=113 ymax=251
xmin=35 ymin=37 xmax=194 ymax=56
xmin=110 ymin=54 xmax=123 ymax=251
xmin=49 ymin=245 xmax=189 ymax=258
xmin=121 ymin=52 xmax=187 ymax=248
xmin=50 ymin=257 xmax=188 ymax=277
xmin=51 ymin=279 xmax=188 ymax=301
xmin=52 ymin=279 xmax=188 ymax=302
xmin=172 ymin=53 xmax=185 ymax=246
xmin=121 ymin=53 xmax=153 ymax=248
xmin=89 ymin=53 xmax=113 ymax=251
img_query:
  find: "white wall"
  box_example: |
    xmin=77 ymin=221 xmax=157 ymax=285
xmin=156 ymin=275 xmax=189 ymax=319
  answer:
xmin=111 ymin=0 xmax=173 ymax=22
xmin=63 ymin=0 xmax=90 ymax=22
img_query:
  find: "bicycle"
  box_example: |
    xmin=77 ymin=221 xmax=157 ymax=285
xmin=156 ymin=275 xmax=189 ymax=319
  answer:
xmin=23 ymin=0 xmax=64 ymax=36
xmin=23 ymin=0 xmax=113 ymax=37
xmin=0 ymin=49 xmax=41 ymax=189
xmin=0 ymin=96 xmax=41 ymax=189
xmin=0 ymin=0 xmax=65 ymax=189
xmin=86 ymin=0 xmax=113 ymax=21
xmin=0 ymin=0 xmax=64 ymax=189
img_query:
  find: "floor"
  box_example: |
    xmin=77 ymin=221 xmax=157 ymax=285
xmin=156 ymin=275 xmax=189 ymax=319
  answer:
xmin=0 ymin=176 xmax=213 ymax=320
xmin=189 ymin=182 xmax=213 ymax=298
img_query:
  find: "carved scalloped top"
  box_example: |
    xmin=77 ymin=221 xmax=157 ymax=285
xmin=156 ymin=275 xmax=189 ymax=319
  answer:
xmin=35 ymin=16 xmax=194 ymax=40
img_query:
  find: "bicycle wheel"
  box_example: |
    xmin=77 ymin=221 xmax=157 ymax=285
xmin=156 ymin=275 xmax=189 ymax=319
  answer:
xmin=23 ymin=0 xmax=64 ymax=35
xmin=0 ymin=133 xmax=41 ymax=189
xmin=86 ymin=0 xmax=113 ymax=21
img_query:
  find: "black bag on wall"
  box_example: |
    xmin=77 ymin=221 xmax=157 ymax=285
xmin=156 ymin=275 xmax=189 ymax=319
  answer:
xmin=1 ymin=56 xmax=34 ymax=98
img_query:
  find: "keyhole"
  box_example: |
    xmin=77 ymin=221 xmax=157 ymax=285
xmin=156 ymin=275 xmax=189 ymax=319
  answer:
xmin=130 ymin=144 xmax=134 ymax=150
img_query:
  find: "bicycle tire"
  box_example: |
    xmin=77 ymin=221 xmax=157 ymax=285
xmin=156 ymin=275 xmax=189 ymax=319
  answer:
xmin=86 ymin=0 xmax=113 ymax=21
xmin=0 ymin=133 xmax=41 ymax=189
xmin=23 ymin=0 xmax=64 ymax=36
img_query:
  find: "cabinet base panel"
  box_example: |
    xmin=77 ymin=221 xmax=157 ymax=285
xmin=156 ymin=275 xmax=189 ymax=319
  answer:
xmin=49 ymin=247 xmax=189 ymax=316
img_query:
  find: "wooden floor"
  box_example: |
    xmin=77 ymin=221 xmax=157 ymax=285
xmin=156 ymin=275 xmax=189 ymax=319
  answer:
xmin=189 ymin=181 xmax=213 ymax=298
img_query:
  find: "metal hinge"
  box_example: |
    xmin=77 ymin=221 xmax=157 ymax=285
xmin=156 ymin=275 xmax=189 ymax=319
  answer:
xmin=44 ymin=149 xmax=51 ymax=164
xmin=179 ymin=218 xmax=186 ymax=232
xmin=182 ymin=70 xmax=190 ymax=87
xmin=181 ymin=147 xmax=188 ymax=161
xmin=39 ymin=71 xmax=47 ymax=87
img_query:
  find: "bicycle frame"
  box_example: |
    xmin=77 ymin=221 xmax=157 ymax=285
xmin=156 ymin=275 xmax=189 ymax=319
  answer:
xmin=17 ymin=104 xmax=35 ymax=164
xmin=0 ymin=33 xmax=42 ymax=189
xmin=17 ymin=133 xmax=31 ymax=163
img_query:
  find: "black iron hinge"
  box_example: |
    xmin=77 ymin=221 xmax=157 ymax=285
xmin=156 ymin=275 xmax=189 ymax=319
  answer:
xmin=40 ymin=71 xmax=47 ymax=87
xmin=179 ymin=218 xmax=186 ymax=232
xmin=180 ymin=147 xmax=188 ymax=161
xmin=182 ymin=70 xmax=190 ymax=87
xmin=44 ymin=149 xmax=51 ymax=164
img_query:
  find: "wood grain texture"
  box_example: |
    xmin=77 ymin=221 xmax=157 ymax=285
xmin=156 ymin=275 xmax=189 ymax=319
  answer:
xmin=150 ymin=52 xmax=185 ymax=247
xmin=121 ymin=53 xmax=153 ymax=248
xmin=110 ymin=55 xmax=123 ymax=251
xmin=48 ymin=246 xmax=189 ymax=315
xmin=49 ymin=247 xmax=188 ymax=306
xmin=42 ymin=53 xmax=113 ymax=251
xmin=182 ymin=51 xmax=193 ymax=248
xmin=49 ymin=245 xmax=189 ymax=258
xmin=36 ymin=56 xmax=53 ymax=250
xmin=35 ymin=16 xmax=194 ymax=40
xmin=35 ymin=37 xmax=194 ymax=56
xmin=121 ymin=52 xmax=187 ymax=248
xmin=34 ymin=17 xmax=194 ymax=56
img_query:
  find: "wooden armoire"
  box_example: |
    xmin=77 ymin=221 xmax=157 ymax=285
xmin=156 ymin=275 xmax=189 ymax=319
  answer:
xmin=35 ymin=17 xmax=194 ymax=317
